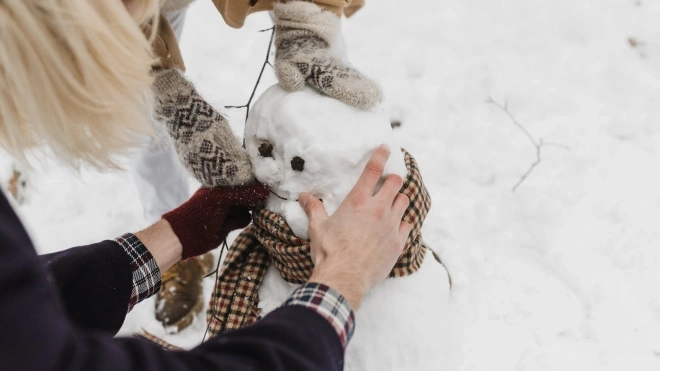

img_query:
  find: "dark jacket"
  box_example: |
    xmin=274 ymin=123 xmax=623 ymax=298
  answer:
xmin=0 ymin=191 xmax=343 ymax=370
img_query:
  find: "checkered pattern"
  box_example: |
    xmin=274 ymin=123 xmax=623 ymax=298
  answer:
xmin=207 ymin=150 xmax=430 ymax=338
xmin=133 ymin=283 xmax=354 ymax=352
xmin=283 ymin=283 xmax=355 ymax=348
xmin=134 ymin=330 xmax=184 ymax=351
xmin=115 ymin=233 xmax=162 ymax=312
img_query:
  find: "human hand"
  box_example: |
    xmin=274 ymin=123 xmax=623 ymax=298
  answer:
xmin=273 ymin=1 xmax=383 ymax=110
xmin=301 ymin=146 xmax=411 ymax=310
xmin=162 ymin=184 xmax=269 ymax=259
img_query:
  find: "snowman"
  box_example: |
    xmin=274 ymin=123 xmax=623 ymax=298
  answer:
xmin=214 ymin=84 xmax=455 ymax=370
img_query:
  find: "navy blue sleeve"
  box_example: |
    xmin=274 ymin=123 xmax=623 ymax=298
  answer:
xmin=0 ymin=191 xmax=344 ymax=370
xmin=40 ymin=241 xmax=133 ymax=336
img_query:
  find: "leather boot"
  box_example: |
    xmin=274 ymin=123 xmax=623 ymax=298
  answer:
xmin=155 ymin=252 xmax=214 ymax=333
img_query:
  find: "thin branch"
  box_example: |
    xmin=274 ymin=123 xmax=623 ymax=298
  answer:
xmin=511 ymin=139 xmax=543 ymax=192
xmin=542 ymin=142 xmax=571 ymax=150
xmin=487 ymin=98 xmax=538 ymax=146
xmin=224 ymin=26 xmax=275 ymax=121
xmin=204 ymin=27 xmax=276 ymax=344
xmin=486 ymin=97 xmax=569 ymax=192
xmin=202 ymin=238 xmax=228 ymax=344
xmin=203 ymin=269 xmax=217 ymax=278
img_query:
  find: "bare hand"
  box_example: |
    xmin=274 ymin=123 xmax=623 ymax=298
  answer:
xmin=300 ymin=146 xmax=411 ymax=310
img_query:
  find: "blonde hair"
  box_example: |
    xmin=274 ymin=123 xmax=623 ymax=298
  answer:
xmin=0 ymin=0 xmax=161 ymax=169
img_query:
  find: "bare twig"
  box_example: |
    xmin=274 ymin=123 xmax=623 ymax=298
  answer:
xmin=204 ymin=27 xmax=276 ymax=343
xmin=202 ymin=238 xmax=228 ymax=344
xmin=486 ymin=97 xmax=569 ymax=192
xmin=224 ymin=27 xmax=275 ymax=121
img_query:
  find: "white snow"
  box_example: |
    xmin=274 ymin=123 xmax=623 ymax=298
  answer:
xmin=0 ymin=0 xmax=659 ymax=370
xmin=245 ymin=82 xmax=450 ymax=370
xmin=258 ymin=249 xmax=455 ymax=370
xmin=245 ymin=83 xmax=406 ymax=238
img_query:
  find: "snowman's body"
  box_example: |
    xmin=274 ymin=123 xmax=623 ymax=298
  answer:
xmin=244 ymin=85 xmax=453 ymax=370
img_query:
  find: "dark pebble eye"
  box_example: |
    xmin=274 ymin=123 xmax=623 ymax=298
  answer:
xmin=291 ymin=156 xmax=305 ymax=171
xmin=258 ymin=143 xmax=273 ymax=158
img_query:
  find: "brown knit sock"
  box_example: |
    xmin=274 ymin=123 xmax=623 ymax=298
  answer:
xmin=152 ymin=68 xmax=256 ymax=187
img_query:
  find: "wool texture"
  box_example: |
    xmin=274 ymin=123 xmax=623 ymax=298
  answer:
xmin=212 ymin=0 xmax=363 ymax=29
xmin=153 ymin=68 xmax=256 ymax=187
xmin=161 ymin=184 xmax=269 ymax=259
xmin=206 ymin=150 xmax=431 ymax=337
xmin=273 ymin=1 xmax=383 ymax=110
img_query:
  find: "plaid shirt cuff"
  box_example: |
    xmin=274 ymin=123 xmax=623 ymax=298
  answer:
xmin=115 ymin=233 xmax=162 ymax=312
xmin=283 ymin=283 xmax=355 ymax=349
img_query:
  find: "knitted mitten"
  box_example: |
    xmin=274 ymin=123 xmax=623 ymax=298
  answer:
xmin=273 ymin=1 xmax=383 ymax=110
xmin=152 ymin=68 xmax=256 ymax=187
xmin=162 ymin=184 xmax=269 ymax=259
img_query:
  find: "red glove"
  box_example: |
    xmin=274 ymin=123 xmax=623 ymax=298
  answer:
xmin=162 ymin=184 xmax=269 ymax=259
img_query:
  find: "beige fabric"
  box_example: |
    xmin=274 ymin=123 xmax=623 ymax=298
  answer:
xmin=274 ymin=0 xmax=339 ymax=43
xmin=342 ymin=0 xmax=363 ymax=17
xmin=149 ymin=0 xmax=365 ymax=71
xmin=212 ymin=0 xmax=362 ymax=29
xmin=146 ymin=14 xmax=186 ymax=71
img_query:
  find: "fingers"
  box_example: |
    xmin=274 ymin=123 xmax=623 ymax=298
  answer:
xmin=397 ymin=221 xmax=412 ymax=251
xmin=352 ymin=145 xmax=391 ymax=198
xmin=377 ymin=174 xmax=404 ymax=204
xmin=299 ymin=193 xmax=329 ymax=222
xmin=391 ymin=192 xmax=410 ymax=219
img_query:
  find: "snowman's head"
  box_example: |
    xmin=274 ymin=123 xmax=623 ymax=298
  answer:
xmin=245 ymin=84 xmax=406 ymax=239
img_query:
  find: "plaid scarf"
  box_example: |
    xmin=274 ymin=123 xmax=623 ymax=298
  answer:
xmin=207 ymin=150 xmax=431 ymax=337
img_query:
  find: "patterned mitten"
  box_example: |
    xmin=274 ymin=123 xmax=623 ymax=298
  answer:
xmin=273 ymin=1 xmax=383 ymax=110
xmin=152 ymin=68 xmax=256 ymax=187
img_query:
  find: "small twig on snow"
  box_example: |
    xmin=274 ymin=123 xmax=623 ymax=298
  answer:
xmin=224 ymin=26 xmax=275 ymax=121
xmin=486 ymin=97 xmax=569 ymax=192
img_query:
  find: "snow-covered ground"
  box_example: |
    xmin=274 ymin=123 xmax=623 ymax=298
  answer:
xmin=0 ymin=0 xmax=659 ymax=370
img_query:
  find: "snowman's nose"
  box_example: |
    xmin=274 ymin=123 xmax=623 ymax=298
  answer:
xmin=291 ymin=156 xmax=305 ymax=171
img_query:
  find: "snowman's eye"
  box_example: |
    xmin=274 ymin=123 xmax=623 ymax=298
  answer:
xmin=258 ymin=142 xmax=274 ymax=158
xmin=291 ymin=156 xmax=305 ymax=171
